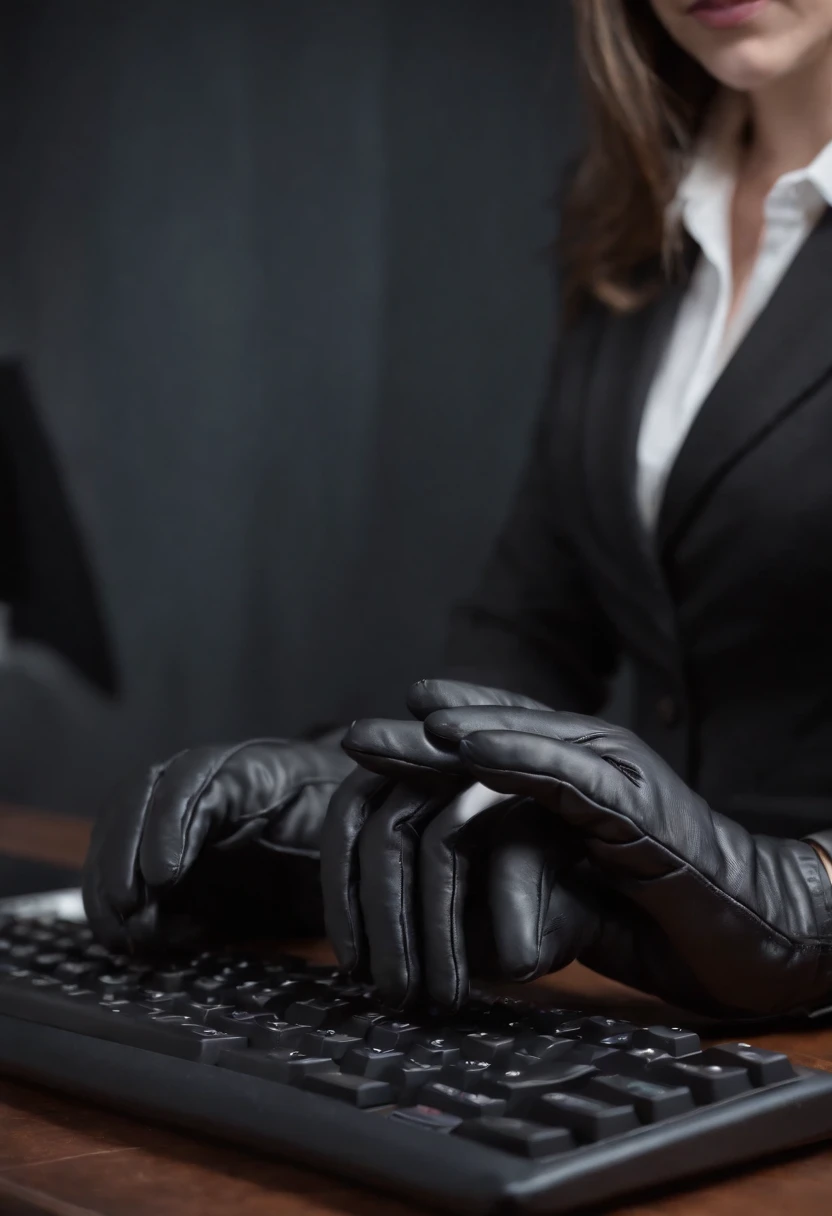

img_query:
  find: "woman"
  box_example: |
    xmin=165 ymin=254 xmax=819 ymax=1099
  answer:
xmin=83 ymin=0 xmax=832 ymax=1020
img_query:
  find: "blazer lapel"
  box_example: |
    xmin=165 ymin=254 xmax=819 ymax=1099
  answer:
xmin=580 ymin=266 xmax=689 ymax=654
xmin=657 ymin=205 xmax=832 ymax=553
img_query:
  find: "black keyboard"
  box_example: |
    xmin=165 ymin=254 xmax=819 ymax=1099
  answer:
xmin=2 ymin=914 xmax=832 ymax=1214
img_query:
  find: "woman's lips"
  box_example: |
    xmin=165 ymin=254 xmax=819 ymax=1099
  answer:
xmin=688 ymin=0 xmax=770 ymax=29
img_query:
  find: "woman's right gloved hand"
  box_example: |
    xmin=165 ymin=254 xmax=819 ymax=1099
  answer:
xmin=82 ymin=736 xmax=354 ymax=952
xmin=320 ymin=679 xmax=586 ymax=1010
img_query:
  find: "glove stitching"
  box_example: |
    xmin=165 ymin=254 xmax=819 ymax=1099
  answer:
xmin=120 ymin=761 xmax=169 ymax=919
xmin=535 ymin=861 xmax=546 ymax=964
xmin=450 ymin=844 xmax=461 ymax=1007
xmin=600 ymin=756 xmax=642 ymax=786
xmin=174 ymin=739 xmax=287 ymax=883
xmin=397 ymin=821 xmax=420 ymax=1002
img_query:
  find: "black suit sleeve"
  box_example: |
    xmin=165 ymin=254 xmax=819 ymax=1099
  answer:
xmin=443 ymin=338 xmax=620 ymax=712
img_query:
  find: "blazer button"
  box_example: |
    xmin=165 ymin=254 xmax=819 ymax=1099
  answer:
xmin=656 ymin=695 xmax=680 ymax=727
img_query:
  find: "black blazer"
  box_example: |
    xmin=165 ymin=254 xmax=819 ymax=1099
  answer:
xmin=445 ymin=205 xmax=832 ymax=840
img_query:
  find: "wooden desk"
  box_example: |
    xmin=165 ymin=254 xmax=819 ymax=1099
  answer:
xmin=2 ymin=805 xmax=832 ymax=1216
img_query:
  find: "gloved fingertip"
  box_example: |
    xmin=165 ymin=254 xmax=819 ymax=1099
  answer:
xmin=406 ymin=677 xmax=460 ymax=719
xmin=458 ymin=731 xmax=508 ymax=763
xmin=422 ymin=712 xmax=467 ymax=742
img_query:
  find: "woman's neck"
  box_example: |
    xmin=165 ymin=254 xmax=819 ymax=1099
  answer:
xmin=744 ymin=37 xmax=832 ymax=181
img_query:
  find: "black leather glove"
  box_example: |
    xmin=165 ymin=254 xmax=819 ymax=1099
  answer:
xmin=83 ymin=737 xmax=354 ymax=951
xmin=321 ymin=680 xmax=591 ymax=1010
xmin=411 ymin=699 xmax=832 ymax=1018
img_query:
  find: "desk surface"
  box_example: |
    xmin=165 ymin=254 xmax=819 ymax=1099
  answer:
xmin=2 ymin=805 xmax=832 ymax=1216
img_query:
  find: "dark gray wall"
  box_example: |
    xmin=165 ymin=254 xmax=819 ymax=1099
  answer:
xmin=0 ymin=0 xmax=584 ymax=817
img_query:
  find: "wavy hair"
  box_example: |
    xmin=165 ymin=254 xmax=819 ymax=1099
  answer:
xmin=560 ymin=0 xmax=719 ymax=320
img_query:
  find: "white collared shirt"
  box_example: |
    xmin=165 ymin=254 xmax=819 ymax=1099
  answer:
xmin=635 ymin=94 xmax=832 ymax=531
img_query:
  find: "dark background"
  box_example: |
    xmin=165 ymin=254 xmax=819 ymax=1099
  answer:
xmin=0 ymin=0 xmax=608 ymax=820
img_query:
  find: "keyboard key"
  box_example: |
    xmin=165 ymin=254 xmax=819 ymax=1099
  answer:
xmin=81 ymin=943 xmax=115 ymax=962
xmin=479 ymin=1068 xmax=597 ymax=1116
xmin=342 ymin=1047 xmax=406 ymax=1078
xmin=382 ymin=1061 xmax=443 ymax=1100
xmin=513 ymin=1034 xmax=577 ymax=1063
xmin=137 ymin=989 xmax=179 ymax=1009
xmin=246 ymin=1016 xmax=311 ymax=1051
xmin=366 ymin=1020 xmax=421 ymax=1051
xmin=61 ymin=984 xmax=100 ymax=1000
xmin=506 ymin=1050 xmax=550 ymax=1074
xmin=236 ymin=985 xmax=299 ymax=1014
xmin=598 ymin=1047 xmax=669 ymax=1077
xmin=95 ymin=974 xmax=139 ymax=998
xmin=148 ymin=967 xmax=197 ymax=993
xmin=173 ymin=997 xmax=235 ymax=1023
xmin=461 ymin=1033 xmax=516 ymax=1064
xmin=303 ymin=1071 xmax=396 ymax=1108
xmin=285 ymin=998 xmax=354 ymax=1030
xmin=189 ymin=975 xmax=228 ymax=999
xmin=650 ymin=1057 xmax=753 ymax=1103
xmin=454 ymin=1116 xmax=575 ymax=1159
xmin=389 ymin=1105 xmax=462 ymax=1134
xmin=580 ymin=1017 xmax=636 ymax=1046
xmin=438 ymin=1060 xmax=493 ymax=1091
xmin=128 ymin=1014 xmax=248 ymax=1061
xmin=213 ymin=1010 xmax=263 ymax=1038
xmin=223 ymin=979 xmax=265 ymax=1004
xmin=552 ymin=1020 xmax=586 ymax=1038
xmin=225 ymin=960 xmax=265 ymax=982
xmin=584 ymin=1074 xmax=695 ymax=1121
xmin=700 ymin=1044 xmax=795 ymax=1087
xmin=419 ymin=1084 xmax=507 ymax=1120
xmin=219 ymin=1049 xmax=333 ymax=1084
xmin=533 ymin=1092 xmax=639 ymax=1141
xmin=342 ymin=1010 xmax=389 ymax=1039
xmin=632 ymin=1026 xmax=701 ymax=1058
xmin=408 ymin=1037 xmax=461 ymax=1067
xmin=52 ymin=936 xmax=84 ymax=953
xmin=29 ymin=976 xmax=63 ymax=991
xmin=31 ymin=952 xmax=68 ymax=972
xmin=300 ymin=1030 xmax=363 ymax=1061
xmin=558 ymin=1042 xmax=618 ymax=1067
xmin=249 ymin=979 xmax=307 ymax=1013
xmin=53 ymin=960 xmax=103 ymax=982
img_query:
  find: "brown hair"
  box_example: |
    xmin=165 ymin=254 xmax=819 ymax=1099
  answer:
xmin=560 ymin=0 xmax=718 ymax=322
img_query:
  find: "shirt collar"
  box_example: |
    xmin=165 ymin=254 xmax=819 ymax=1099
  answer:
xmin=789 ymin=138 xmax=832 ymax=209
xmin=671 ymin=90 xmax=745 ymax=272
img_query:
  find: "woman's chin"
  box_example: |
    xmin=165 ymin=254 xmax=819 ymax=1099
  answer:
xmin=702 ymin=40 xmax=793 ymax=92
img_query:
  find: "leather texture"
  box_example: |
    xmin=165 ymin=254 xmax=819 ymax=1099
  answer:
xmin=337 ymin=680 xmax=832 ymax=1017
xmin=321 ymin=680 xmax=553 ymax=1008
xmin=82 ymin=738 xmax=353 ymax=950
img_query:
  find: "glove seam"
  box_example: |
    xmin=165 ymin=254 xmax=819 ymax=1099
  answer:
xmin=398 ymin=821 xmax=420 ymax=1005
xmin=175 ymin=740 xmax=288 ymax=882
xmin=450 ymin=845 xmax=462 ymax=1007
xmin=120 ymin=760 xmax=169 ymax=922
xmin=487 ymin=766 xmax=824 ymax=954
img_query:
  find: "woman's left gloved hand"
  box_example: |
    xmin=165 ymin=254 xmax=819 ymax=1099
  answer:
xmin=329 ymin=680 xmax=832 ymax=1018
